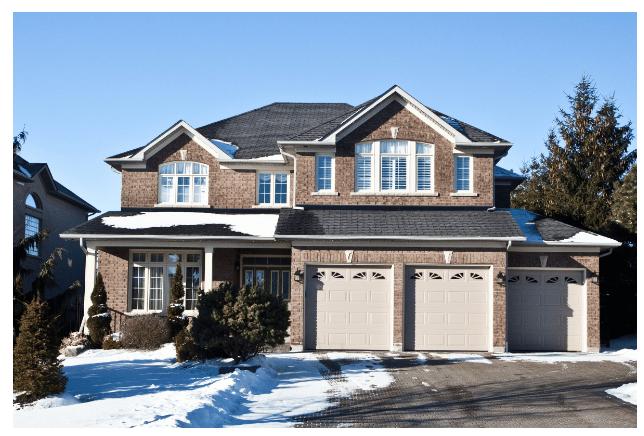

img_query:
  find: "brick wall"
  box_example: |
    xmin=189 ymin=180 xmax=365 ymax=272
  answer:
xmin=494 ymin=184 xmax=512 ymax=208
xmin=508 ymin=251 xmax=600 ymax=350
xmin=121 ymin=133 xmax=257 ymax=209
xmin=290 ymin=247 xmax=506 ymax=350
xmin=295 ymin=101 xmax=495 ymax=207
xmin=13 ymin=175 xmax=89 ymax=299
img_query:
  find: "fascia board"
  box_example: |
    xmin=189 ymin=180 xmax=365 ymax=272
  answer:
xmin=512 ymin=241 xmax=622 ymax=248
xmin=275 ymin=235 xmax=526 ymax=242
xmin=277 ymin=141 xmax=337 ymax=146
xmin=60 ymin=234 xmax=277 ymax=241
xmin=219 ymin=163 xmax=293 ymax=171
xmin=456 ymin=142 xmax=514 ymax=147
xmin=13 ymin=170 xmax=34 ymax=183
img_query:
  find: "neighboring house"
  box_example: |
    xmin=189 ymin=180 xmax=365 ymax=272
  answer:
xmin=13 ymin=154 xmax=100 ymax=299
xmin=61 ymin=85 xmax=620 ymax=353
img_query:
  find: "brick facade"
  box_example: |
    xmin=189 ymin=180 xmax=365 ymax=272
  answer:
xmin=289 ymin=247 xmax=506 ymax=350
xmin=295 ymin=101 xmax=495 ymax=207
xmin=508 ymin=251 xmax=601 ymax=350
xmin=13 ymin=174 xmax=90 ymax=299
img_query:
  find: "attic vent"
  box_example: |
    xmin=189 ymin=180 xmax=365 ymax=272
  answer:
xmin=410 ymin=272 xmax=423 ymax=280
xmin=428 ymin=272 xmax=442 ymax=280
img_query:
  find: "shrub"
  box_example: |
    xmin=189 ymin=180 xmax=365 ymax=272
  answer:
xmin=102 ymin=334 xmax=121 ymax=350
xmin=14 ymin=298 xmax=67 ymax=403
xmin=86 ymin=273 xmax=111 ymax=348
xmin=167 ymin=263 xmax=189 ymax=339
xmin=174 ymin=329 xmax=196 ymax=363
xmin=191 ymin=282 xmax=290 ymax=364
xmin=59 ymin=331 xmax=90 ymax=354
xmin=121 ymin=315 xmax=171 ymax=350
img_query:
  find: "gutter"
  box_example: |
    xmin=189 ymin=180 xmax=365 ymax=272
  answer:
xmin=598 ymin=248 xmax=615 ymax=258
xmin=79 ymin=237 xmax=88 ymax=255
xmin=61 ymin=234 xmax=278 ymax=241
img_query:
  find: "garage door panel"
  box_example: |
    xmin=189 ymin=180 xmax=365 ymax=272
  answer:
xmin=507 ymin=269 xmax=584 ymax=351
xmin=306 ymin=266 xmax=391 ymax=351
xmin=405 ymin=266 xmax=490 ymax=351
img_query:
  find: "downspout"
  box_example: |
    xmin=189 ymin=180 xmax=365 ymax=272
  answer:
xmin=598 ymin=248 xmax=614 ymax=258
xmin=79 ymin=237 xmax=88 ymax=255
xmin=505 ymin=239 xmax=512 ymax=353
xmin=78 ymin=238 xmax=88 ymax=333
xmin=280 ymin=149 xmax=304 ymax=210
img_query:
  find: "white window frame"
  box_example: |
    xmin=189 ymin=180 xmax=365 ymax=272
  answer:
xmin=128 ymin=250 xmax=203 ymax=314
xmin=415 ymin=142 xmax=434 ymax=192
xmin=315 ymin=153 xmax=335 ymax=192
xmin=454 ymin=154 xmax=474 ymax=193
xmin=354 ymin=143 xmax=373 ymax=192
xmin=380 ymin=140 xmax=409 ymax=192
xmin=256 ymin=172 xmax=290 ymax=207
xmin=157 ymin=162 xmax=209 ymax=206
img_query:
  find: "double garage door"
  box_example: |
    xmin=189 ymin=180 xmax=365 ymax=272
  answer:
xmin=305 ymin=265 xmax=491 ymax=351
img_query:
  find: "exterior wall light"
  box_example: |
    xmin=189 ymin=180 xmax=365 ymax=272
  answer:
xmin=293 ymin=269 xmax=303 ymax=282
xmin=496 ymin=272 xmax=505 ymax=285
xmin=591 ymin=274 xmax=599 ymax=284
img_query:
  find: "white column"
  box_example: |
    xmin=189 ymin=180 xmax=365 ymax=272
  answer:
xmin=81 ymin=247 xmax=97 ymax=334
xmin=204 ymin=246 xmax=214 ymax=292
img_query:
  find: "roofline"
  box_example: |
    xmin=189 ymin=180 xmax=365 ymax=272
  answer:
xmin=274 ymin=235 xmax=527 ymax=241
xmin=456 ymin=142 xmax=514 ymax=147
xmin=526 ymin=241 xmax=622 ymax=248
xmin=60 ymin=234 xmax=277 ymax=241
xmin=13 ymin=169 xmax=34 ymax=183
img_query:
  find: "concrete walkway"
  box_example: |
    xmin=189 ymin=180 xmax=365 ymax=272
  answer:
xmin=293 ymin=352 xmax=637 ymax=428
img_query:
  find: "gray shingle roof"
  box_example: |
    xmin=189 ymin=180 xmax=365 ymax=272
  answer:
xmin=196 ymin=103 xmax=354 ymax=159
xmin=275 ymin=209 xmax=524 ymax=239
xmin=426 ymin=108 xmax=510 ymax=143
xmin=494 ymin=165 xmax=526 ymax=180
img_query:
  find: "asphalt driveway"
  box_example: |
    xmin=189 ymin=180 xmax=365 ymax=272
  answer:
xmin=292 ymin=352 xmax=637 ymax=428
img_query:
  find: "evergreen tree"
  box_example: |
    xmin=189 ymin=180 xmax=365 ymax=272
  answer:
xmin=192 ymin=282 xmax=290 ymax=364
xmin=167 ymin=262 xmax=188 ymax=339
xmin=13 ymin=276 xmax=24 ymax=344
xmin=512 ymin=75 xmax=636 ymax=234
xmin=13 ymin=297 xmax=68 ymax=403
xmin=86 ymin=273 xmax=111 ymax=348
xmin=611 ymin=163 xmax=636 ymax=234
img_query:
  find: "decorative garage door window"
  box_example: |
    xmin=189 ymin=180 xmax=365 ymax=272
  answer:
xmin=129 ymin=250 xmax=202 ymax=313
xmin=241 ymin=256 xmax=291 ymax=300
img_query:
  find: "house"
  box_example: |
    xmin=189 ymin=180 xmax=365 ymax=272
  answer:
xmin=14 ymin=154 xmax=100 ymax=299
xmin=61 ymin=85 xmax=620 ymax=353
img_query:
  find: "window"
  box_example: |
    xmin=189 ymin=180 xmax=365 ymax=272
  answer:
xmin=455 ymin=155 xmax=472 ymax=192
xmin=158 ymin=162 xmax=209 ymax=205
xmin=353 ymin=140 xmax=434 ymax=194
xmin=416 ymin=143 xmax=433 ymax=191
xmin=26 ymin=193 xmax=41 ymax=209
xmin=129 ymin=250 xmax=202 ymax=312
xmin=25 ymin=215 xmax=41 ymax=256
xmin=316 ymin=155 xmax=333 ymax=191
xmin=257 ymin=172 xmax=289 ymax=206
xmin=355 ymin=143 xmax=372 ymax=191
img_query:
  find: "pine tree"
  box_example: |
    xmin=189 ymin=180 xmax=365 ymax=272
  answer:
xmin=167 ymin=262 xmax=188 ymax=339
xmin=13 ymin=297 xmax=68 ymax=402
xmin=512 ymin=75 xmax=636 ymax=234
xmin=86 ymin=273 xmax=111 ymax=348
xmin=13 ymin=275 xmax=24 ymax=344
xmin=611 ymin=164 xmax=636 ymax=234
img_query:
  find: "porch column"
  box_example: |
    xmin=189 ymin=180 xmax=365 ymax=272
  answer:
xmin=81 ymin=247 xmax=97 ymax=334
xmin=204 ymin=246 xmax=214 ymax=292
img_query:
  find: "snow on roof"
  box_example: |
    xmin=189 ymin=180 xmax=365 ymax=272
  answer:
xmin=251 ymin=154 xmax=285 ymax=161
xmin=509 ymin=209 xmax=543 ymax=243
xmin=209 ymin=139 xmax=238 ymax=159
xmin=102 ymin=212 xmax=278 ymax=238
xmin=18 ymin=164 xmax=32 ymax=177
xmin=556 ymin=230 xmax=620 ymax=245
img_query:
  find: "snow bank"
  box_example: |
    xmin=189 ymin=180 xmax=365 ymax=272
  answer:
xmin=429 ymin=353 xmax=492 ymax=364
xmin=14 ymin=346 xmax=392 ymax=428
xmin=606 ymin=383 xmax=637 ymax=405
xmin=102 ymin=212 xmax=278 ymax=238
xmin=493 ymin=348 xmax=637 ymax=364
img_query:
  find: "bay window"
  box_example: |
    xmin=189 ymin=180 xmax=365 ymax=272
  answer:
xmin=129 ymin=250 xmax=202 ymax=313
xmin=158 ymin=162 xmax=209 ymax=205
xmin=257 ymin=172 xmax=289 ymax=206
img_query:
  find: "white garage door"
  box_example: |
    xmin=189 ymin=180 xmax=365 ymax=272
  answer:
xmin=305 ymin=266 xmax=391 ymax=350
xmin=405 ymin=266 xmax=491 ymax=351
xmin=507 ymin=270 xmax=584 ymax=351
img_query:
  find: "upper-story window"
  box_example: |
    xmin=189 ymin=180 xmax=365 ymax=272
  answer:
xmin=257 ymin=172 xmax=289 ymax=206
xmin=455 ymin=155 xmax=473 ymax=192
xmin=315 ymin=154 xmax=334 ymax=192
xmin=158 ymin=162 xmax=209 ymax=205
xmin=25 ymin=193 xmax=42 ymax=256
xmin=354 ymin=140 xmax=435 ymax=193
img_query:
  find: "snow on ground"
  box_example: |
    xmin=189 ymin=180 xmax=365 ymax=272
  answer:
xmin=493 ymin=348 xmax=637 ymax=364
xmin=429 ymin=353 xmax=492 ymax=364
xmin=606 ymin=383 xmax=637 ymax=405
xmin=102 ymin=212 xmax=278 ymax=238
xmin=13 ymin=345 xmax=392 ymax=428
xmin=416 ymin=352 xmax=427 ymax=363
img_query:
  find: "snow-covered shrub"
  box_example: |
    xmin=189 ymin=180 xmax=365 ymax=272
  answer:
xmin=102 ymin=334 xmax=121 ymax=350
xmin=86 ymin=273 xmax=111 ymax=348
xmin=59 ymin=331 xmax=90 ymax=354
xmin=167 ymin=263 xmax=189 ymax=339
xmin=121 ymin=315 xmax=170 ymax=350
xmin=191 ymin=282 xmax=290 ymax=364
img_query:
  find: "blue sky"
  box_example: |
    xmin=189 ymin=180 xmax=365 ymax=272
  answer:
xmin=13 ymin=12 xmax=636 ymax=214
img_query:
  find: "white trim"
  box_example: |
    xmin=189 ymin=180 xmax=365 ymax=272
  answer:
xmin=315 ymin=153 xmax=335 ymax=192
xmin=454 ymin=154 xmax=474 ymax=193
xmin=450 ymin=192 xmax=479 ymax=197
xmin=350 ymin=192 xmax=439 ymax=197
xmin=87 ymin=239 xmax=290 ymax=249
xmin=61 ymin=234 xmax=277 ymax=241
xmin=256 ymin=171 xmax=290 ymax=207
xmin=279 ymin=235 xmax=526 ymax=241
xmin=509 ymin=246 xmax=601 ymax=253
xmin=157 ymin=162 xmax=209 ymax=206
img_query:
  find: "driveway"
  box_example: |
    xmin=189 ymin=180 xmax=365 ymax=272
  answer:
xmin=292 ymin=352 xmax=637 ymax=428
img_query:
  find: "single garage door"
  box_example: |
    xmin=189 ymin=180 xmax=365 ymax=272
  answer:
xmin=507 ymin=270 xmax=584 ymax=351
xmin=405 ymin=266 xmax=491 ymax=351
xmin=305 ymin=266 xmax=391 ymax=350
